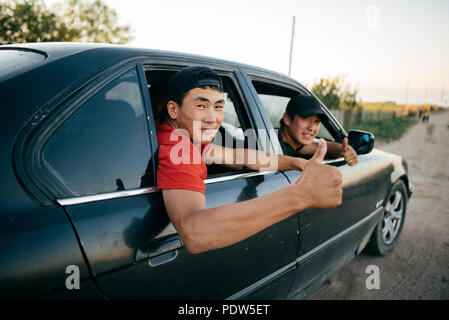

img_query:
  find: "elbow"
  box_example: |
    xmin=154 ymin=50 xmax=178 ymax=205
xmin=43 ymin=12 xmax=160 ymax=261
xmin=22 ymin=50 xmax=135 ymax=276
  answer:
xmin=180 ymin=234 xmax=207 ymax=255
xmin=183 ymin=241 xmax=204 ymax=255
xmin=178 ymin=222 xmax=209 ymax=255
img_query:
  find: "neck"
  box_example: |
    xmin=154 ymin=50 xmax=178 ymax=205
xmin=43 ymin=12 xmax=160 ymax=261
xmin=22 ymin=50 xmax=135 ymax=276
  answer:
xmin=165 ymin=118 xmax=179 ymax=129
xmin=280 ymin=126 xmax=302 ymax=150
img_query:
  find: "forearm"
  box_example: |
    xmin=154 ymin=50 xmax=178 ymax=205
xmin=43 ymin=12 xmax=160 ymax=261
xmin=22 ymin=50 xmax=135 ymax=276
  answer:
xmin=165 ymin=139 xmax=343 ymax=255
xmin=178 ymin=184 xmax=310 ymax=254
xmin=218 ymin=147 xmax=305 ymax=172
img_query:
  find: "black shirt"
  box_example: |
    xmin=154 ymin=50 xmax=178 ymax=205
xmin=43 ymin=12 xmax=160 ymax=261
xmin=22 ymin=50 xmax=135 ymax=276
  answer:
xmin=278 ymin=131 xmax=304 ymax=157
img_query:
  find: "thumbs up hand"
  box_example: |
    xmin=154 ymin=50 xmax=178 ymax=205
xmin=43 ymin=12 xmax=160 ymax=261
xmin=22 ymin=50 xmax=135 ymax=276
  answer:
xmin=342 ymin=137 xmax=349 ymax=153
xmin=294 ymin=139 xmax=343 ymax=209
xmin=342 ymin=137 xmax=358 ymax=166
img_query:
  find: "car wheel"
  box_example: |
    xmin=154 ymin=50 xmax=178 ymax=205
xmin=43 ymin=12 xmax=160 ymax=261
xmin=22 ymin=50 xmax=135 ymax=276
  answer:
xmin=366 ymin=180 xmax=407 ymax=256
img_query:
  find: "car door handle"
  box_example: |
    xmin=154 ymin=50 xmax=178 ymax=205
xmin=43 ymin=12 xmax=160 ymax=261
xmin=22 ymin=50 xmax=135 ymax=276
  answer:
xmin=148 ymin=238 xmax=181 ymax=267
xmin=148 ymin=238 xmax=182 ymax=258
xmin=135 ymin=237 xmax=182 ymax=267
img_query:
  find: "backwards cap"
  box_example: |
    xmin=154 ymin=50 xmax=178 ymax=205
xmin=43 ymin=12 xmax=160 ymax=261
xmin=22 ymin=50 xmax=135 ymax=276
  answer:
xmin=286 ymin=94 xmax=325 ymax=120
xmin=166 ymin=66 xmax=223 ymax=100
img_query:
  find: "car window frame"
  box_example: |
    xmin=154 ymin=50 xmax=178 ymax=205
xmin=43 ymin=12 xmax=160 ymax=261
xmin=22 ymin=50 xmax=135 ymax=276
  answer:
xmin=142 ymin=63 xmax=255 ymax=131
xmin=241 ymin=70 xmax=348 ymax=155
xmin=21 ymin=60 xmax=156 ymax=204
xmin=142 ymin=61 xmax=273 ymax=182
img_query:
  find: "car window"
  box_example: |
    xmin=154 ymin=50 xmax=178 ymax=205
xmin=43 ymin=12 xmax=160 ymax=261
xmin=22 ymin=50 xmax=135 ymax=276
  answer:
xmin=251 ymin=80 xmax=335 ymax=142
xmin=145 ymin=68 xmax=257 ymax=177
xmin=41 ymin=68 xmax=153 ymax=197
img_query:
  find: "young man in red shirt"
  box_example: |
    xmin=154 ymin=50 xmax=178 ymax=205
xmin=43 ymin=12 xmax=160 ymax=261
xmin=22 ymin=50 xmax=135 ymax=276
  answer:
xmin=156 ymin=66 xmax=343 ymax=254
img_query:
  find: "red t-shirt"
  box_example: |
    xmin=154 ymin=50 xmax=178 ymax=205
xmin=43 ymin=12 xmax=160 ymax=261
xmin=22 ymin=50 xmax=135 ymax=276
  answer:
xmin=156 ymin=122 xmax=211 ymax=195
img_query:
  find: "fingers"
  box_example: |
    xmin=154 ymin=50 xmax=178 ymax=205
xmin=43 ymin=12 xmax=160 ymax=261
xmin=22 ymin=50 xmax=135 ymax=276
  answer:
xmin=346 ymin=157 xmax=358 ymax=166
xmin=342 ymin=137 xmax=349 ymax=152
xmin=310 ymin=138 xmax=327 ymax=164
xmin=342 ymin=140 xmax=357 ymax=166
xmin=345 ymin=149 xmax=358 ymax=166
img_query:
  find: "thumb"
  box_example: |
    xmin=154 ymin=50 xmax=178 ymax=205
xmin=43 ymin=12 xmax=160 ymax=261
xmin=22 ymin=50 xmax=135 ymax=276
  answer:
xmin=310 ymin=138 xmax=327 ymax=164
xmin=342 ymin=137 xmax=349 ymax=152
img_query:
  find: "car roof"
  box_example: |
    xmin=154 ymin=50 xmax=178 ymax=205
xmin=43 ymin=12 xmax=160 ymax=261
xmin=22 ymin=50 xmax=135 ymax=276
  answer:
xmin=0 ymin=42 xmax=302 ymax=133
xmin=1 ymin=42 xmax=293 ymax=80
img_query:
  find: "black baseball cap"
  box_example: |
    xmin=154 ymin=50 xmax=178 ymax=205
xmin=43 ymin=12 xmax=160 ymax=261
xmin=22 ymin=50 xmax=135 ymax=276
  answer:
xmin=286 ymin=94 xmax=325 ymax=120
xmin=166 ymin=66 xmax=223 ymax=100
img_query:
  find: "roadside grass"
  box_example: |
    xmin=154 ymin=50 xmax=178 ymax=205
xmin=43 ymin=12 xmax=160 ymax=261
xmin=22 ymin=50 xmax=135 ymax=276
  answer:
xmin=345 ymin=116 xmax=417 ymax=143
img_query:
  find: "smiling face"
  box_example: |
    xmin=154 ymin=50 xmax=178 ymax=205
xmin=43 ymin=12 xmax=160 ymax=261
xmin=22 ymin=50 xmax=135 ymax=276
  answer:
xmin=166 ymin=86 xmax=225 ymax=145
xmin=283 ymin=113 xmax=321 ymax=147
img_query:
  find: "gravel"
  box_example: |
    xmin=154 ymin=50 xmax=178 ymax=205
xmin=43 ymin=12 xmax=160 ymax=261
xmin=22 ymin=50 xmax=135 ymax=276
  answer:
xmin=306 ymin=109 xmax=449 ymax=300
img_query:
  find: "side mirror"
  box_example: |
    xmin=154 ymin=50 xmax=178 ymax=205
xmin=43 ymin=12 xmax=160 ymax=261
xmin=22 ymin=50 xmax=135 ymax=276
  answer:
xmin=347 ymin=130 xmax=375 ymax=155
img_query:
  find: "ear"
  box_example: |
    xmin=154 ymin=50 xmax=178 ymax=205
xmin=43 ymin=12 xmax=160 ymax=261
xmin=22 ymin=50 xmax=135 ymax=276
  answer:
xmin=282 ymin=112 xmax=291 ymax=126
xmin=167 ymin=101 xmax=178 ymax=120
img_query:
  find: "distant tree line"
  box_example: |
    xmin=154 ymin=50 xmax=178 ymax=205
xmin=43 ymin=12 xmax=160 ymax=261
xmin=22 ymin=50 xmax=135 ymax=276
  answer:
xmin=0 ymin=0 xmax=133 ymax=44
xmin=311 ymin=75 xmax=362 ymax=110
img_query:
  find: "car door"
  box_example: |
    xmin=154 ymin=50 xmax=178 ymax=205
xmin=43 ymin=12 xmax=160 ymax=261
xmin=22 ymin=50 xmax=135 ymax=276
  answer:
xmin=36 ymin=60 xmax=299 ymax=299
xmin=242 ymin=72 xmax=382 ymax=297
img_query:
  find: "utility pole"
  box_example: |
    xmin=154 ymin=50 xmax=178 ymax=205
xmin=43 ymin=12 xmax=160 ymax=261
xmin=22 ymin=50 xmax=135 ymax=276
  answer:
xmin=288 ymin=16 xmax=296 ymax=76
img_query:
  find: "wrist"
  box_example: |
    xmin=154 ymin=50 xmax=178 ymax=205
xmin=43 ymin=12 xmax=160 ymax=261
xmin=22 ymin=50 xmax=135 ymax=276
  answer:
xmin=291 ymin=157 xmax=306 ymax=171
xmin=287 ymin=183 xmax=313 ymax=212
xmin=297 ymin=158 xmax=307 ymax=171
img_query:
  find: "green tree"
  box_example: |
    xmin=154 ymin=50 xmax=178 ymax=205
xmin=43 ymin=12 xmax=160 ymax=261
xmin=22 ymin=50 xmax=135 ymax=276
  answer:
xmin=0 ymin=0 xmax=133 ymax=43
xmin=340 ymin=85 xmax=362 ymax=110
xmin=311 ymin=77 xmax=341 ymax=109
xmin=311 ymin=75 xmax=361 ymax=110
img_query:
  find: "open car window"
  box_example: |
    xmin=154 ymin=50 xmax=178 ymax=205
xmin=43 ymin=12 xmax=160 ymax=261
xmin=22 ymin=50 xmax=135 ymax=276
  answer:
xmin=144 ymin=67 xmax=258 ymax=179
xmin=250 ymin=79 xmax=335 ymax=143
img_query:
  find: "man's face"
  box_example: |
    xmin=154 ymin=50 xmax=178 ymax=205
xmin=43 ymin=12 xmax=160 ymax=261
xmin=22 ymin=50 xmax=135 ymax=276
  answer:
xmin=286 ymin=114 xmax=321 ymax=146
xmin=172 ymin=87 xmax=225 ymax=144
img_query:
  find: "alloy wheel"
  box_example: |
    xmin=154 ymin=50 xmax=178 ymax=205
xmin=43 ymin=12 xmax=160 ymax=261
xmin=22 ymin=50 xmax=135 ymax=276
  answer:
xmin=382 ymin=191 xmax=403 ymax=245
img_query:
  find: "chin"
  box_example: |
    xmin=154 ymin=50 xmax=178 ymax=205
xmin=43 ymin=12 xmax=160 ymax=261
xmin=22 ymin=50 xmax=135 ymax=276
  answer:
xmin=201 ymin=131 xmax=218 ymax=142
xmin=299 ymin=138 xmax=314 ymax=145
xmin=200 ymin=136 xmax=215 ymax=145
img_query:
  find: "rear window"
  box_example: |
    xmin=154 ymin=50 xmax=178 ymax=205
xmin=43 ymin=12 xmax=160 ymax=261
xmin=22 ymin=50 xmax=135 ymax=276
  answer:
xmin=0 ymin=49 xmax=46 ymax=76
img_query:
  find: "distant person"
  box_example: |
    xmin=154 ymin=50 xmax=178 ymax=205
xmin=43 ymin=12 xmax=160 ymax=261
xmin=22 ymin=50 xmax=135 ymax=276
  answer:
xmin=278 ymin=94 xmax=358 ymax=166
xmin=422 ymin=106 xmax=430 ymax=123
xmin=418 ymin=108 xmax=423 ymax=121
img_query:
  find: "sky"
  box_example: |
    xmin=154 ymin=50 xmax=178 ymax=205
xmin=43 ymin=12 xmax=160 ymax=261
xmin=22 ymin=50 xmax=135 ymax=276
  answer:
xmin=48 ymin=0 xmax=449 ymax=106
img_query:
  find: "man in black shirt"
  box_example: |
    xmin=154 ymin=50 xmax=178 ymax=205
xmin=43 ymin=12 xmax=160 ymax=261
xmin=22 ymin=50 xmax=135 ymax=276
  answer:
xmin=278 ymin=94 xmax=358 ymax=166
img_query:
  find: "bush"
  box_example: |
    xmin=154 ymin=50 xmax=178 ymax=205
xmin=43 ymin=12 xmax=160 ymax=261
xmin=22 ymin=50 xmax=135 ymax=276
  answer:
xmin=345 ymin=116 xmax=416 ymax=143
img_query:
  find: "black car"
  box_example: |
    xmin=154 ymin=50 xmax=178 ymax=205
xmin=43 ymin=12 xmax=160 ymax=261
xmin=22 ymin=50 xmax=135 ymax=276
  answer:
xmin=0 ymin=43 xmax=413 ymax=300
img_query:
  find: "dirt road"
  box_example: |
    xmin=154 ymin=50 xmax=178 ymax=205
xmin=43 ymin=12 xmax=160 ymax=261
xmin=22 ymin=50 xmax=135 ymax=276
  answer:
xmin=306 ymin=109 xmax=449 ymax=300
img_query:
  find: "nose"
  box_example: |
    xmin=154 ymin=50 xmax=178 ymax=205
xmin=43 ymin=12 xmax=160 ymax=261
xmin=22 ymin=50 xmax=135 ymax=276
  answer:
xmin=203 ymin=107 xmax=217 ymax=123
xmin=307 ymin=119 xmax=315 ymax=129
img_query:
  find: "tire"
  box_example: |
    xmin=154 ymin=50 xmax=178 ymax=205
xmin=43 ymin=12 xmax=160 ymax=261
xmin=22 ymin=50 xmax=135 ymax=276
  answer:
xmin=366 ymin=180 xmax=408 ymax=256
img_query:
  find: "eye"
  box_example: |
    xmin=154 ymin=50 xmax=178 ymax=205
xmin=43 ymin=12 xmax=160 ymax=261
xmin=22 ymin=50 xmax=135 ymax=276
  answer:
xmin=215 ymin=104 xmax=224 ymax=110
xmin=197 ymin=104 xmax=206 ymax=109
